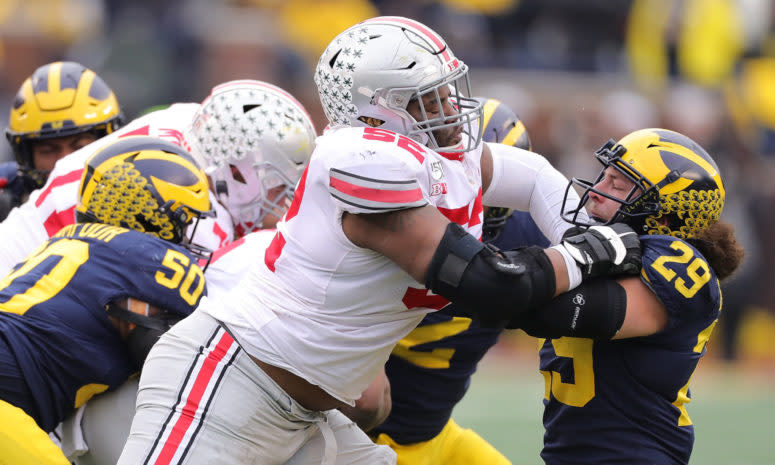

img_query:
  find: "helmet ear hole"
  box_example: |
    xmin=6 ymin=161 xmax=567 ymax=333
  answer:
xmin=229 ymin=164 xmax=247 ymax=184
xmin=327 ymin=49 xmax=342 ymax=69
xmin=171 ymin=207 xmax=190 ymax=232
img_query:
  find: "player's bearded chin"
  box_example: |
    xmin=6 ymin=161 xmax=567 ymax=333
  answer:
xmin=416 ymin=122 xmax=454 ymax=148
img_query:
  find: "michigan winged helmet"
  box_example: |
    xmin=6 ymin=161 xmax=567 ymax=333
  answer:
xmin=76 ymin=136 xmax=213 ymax=249
xmin=6 ymin=61 xmax=123 ymax=185
xmin=562 ymin=128 xmax=725 ymax=239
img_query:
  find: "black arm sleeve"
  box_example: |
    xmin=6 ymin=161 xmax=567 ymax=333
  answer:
xmin=513 ymin=278 xmax=627 ymax=340
xmin=424 ymin=222 xmax=557 ymax=328
xmin=107 ymin=302 xmax=183 ymax=370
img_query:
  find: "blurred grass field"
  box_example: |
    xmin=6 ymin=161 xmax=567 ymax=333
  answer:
xmin=451 ymin=336 xmax=775 ymax=465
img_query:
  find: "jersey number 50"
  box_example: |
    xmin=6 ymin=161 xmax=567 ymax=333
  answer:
xmin=154 ymin=250 xmax=205 ymax=305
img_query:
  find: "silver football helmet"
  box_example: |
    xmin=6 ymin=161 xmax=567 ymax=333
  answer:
xmin=315 ymin=16 xmax=482 ymax=153
xmin=187 ymin=80 xmax=316 ymax=236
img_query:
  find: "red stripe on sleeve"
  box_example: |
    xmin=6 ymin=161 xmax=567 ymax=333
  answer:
xmin=330 ymin=177 xmax=422 ymax=204
xmin=265 ymin=231 xmax=286 ymax=272
xmin=35 ymin=169 xmax=83 ymax=207
xmin=285 ymin=166 xmax=309 ymax=221
xmin=468 ymin=189 xmax=483 ymax=227
xmin=118 ymin=124 xmax=150 ymax=138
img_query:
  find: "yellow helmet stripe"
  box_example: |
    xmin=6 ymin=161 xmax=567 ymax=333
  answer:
xmin=659 ymin=140 xmax=719 ymax=178
xmin=480 ymin=98 xmax=501 ymax=136
xmin=657 ymin=140 xmax=725 ymax=196
xmin=500 ymin=120 xmax=527 ymax=148
xmin=37 ymin=62 xmax=78 ymax=112
xmin=149 ymin=153 xmax=211 ymax=218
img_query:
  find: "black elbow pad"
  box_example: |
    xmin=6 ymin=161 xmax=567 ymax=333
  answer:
xmin=515 ymin=278 xmax=626 ymax=340
xmin=425 ymin=223 xmax=556 ymax=327
xmin=126 ymin=325 xmax=166 ymax=370
xmin=107 ymin=302 xmax=183 ymax=369
xmin=125 ymin=312 xmax=184 ymax=370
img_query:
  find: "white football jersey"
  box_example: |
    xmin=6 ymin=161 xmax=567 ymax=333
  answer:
xmin=0 ymin=103 xmax=234 ymax=276
xmin=203 ymin=229 xmax=277 ymax=300
xmin=203 ymin=126 xmax=484 ymax=403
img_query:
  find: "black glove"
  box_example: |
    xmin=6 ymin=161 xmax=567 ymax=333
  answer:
xmin=561 ymin=226 xmax=587 ymax=241
xmin=0 ymin=188 xmax=19 ymax=222
xmin=557 ymin=223 xmax=642 ymax=279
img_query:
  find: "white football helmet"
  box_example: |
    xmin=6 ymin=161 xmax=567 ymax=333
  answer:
xmin=187 ymin=80 xmax=316 ymax=236
xmin=315 ymin=16 xmax=482 ymax=153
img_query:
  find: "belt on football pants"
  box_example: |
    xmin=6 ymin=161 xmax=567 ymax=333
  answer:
xmin=217 ymin=319 xmax=338 ymax=465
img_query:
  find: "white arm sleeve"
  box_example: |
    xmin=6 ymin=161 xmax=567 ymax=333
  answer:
xmin=482 ymin=142 xmax=588 ymax=244
xmin=0 ymin=201 xmax=50 ymax=275
xmin=0 ymin=104 xmax=212 ymax=276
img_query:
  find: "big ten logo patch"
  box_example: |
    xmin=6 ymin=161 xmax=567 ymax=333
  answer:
xmin=430 ymin=161 xmax=447 ymax=196
xmin=430 ymin=182 xmax=447 ymax=196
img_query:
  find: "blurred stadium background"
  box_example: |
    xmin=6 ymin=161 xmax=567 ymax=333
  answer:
xmin=1 ymin=0 xmax=773 ymax=463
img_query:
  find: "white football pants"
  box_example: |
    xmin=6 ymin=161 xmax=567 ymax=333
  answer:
xmin=117 ymin=311 xmax=395 ymax=465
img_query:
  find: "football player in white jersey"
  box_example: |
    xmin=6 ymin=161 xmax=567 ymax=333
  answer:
xmin=187 ymin=80 xmax=316 ymax=236
xmin=43 ymin=80 xmax=317 ymax=465
xmin=0 ymin=79 xmax=316 ymax=276
xmin=117 ymin=16 xmax=642 ymax=465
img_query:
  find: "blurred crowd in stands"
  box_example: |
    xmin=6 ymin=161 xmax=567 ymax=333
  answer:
xmin=1 ymin=0 xmax=774 ymax=362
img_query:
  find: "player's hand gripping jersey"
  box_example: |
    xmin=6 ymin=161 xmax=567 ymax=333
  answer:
xmin=538 ymin=235 xmax=721 ymax=464
xmin=204 ymin=126 xmax=485 ymax=403
xmin=0 ymin=223 xmax=206 ymax=432
xmin=0 ymin=104 xmax=233 ymax=276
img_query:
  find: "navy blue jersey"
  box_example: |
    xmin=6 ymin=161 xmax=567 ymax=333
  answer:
xmin=0 ymin=223 xmax=206 ymax=431
xmin=494 ymin=211 xmax=549 ymax=250
xmin=375 ymin=212 xmax=548 ymax=443
xmin=539 ymin=235 xmax=722 ymax=465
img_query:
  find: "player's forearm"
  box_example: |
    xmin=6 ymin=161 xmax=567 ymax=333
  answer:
xmin=338 ymin=369 xmax=391 ymax=432
xmin=483 ymin=142 xmax=585 ymax=244
xmin=342 ymin=205 xmax=449 ymax=284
